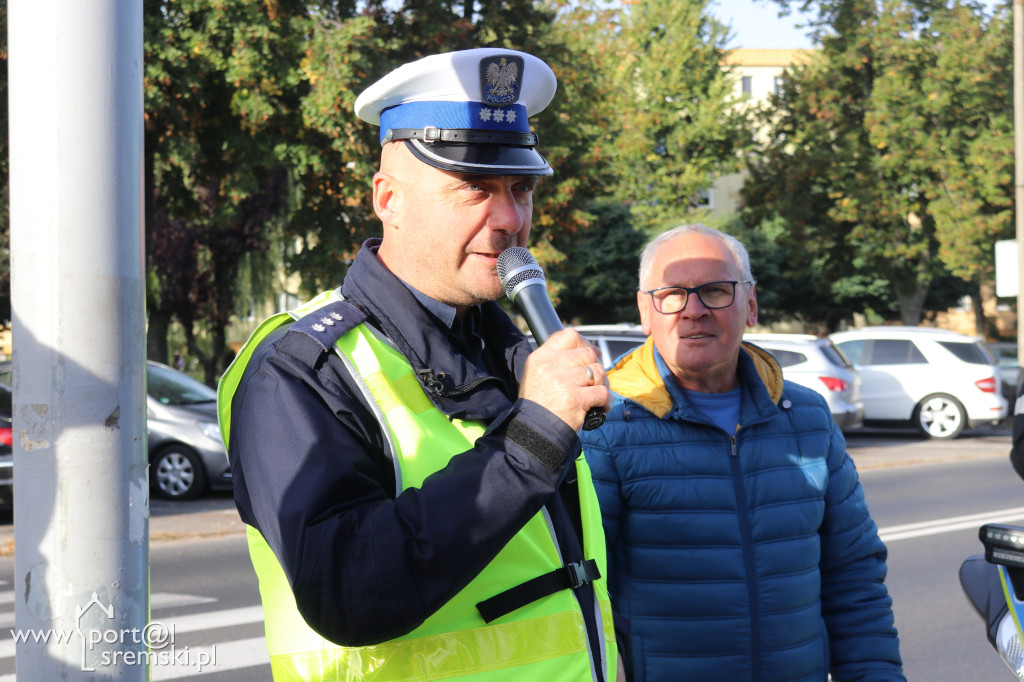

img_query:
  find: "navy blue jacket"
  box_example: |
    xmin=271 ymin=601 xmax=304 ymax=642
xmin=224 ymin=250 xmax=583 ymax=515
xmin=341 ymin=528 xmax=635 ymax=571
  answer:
xmin=227 ymin=239 xmax=604 ymax=665
xmin=580 ymin=339 xmax=904 ymax=681
xmin=1011 ymin=379 xmax=1024 ymax=480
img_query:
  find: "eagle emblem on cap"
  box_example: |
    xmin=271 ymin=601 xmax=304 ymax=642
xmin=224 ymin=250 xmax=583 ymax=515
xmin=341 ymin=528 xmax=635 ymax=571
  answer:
xmin=481 ymin=55 xmax=524 ymax=107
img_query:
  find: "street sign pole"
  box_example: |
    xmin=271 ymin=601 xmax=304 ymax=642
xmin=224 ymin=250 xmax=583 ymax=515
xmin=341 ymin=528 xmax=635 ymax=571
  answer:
xmin=1016 ymin=0 xmax=1024 ymax=368
xmin=8 ymin=0 xmax=148 ymax=678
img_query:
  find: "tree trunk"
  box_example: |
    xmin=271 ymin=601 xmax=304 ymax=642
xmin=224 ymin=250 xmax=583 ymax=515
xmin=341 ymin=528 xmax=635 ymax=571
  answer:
xmin=969 ymin=287 xmax=986 ymax=338
xmin=182 ymin=319 xmax=228 ymax=387
xmin=895 ymin=282 xmax=929 ymax=326
xmin=147 ymin=310 xmax=171 ymax=365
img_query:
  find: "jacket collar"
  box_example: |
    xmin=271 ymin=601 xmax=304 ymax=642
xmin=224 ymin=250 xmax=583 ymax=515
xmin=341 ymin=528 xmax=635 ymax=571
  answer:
xmin=341 ymin=238 xmax=531 ymax=421
xmin=608 ymin=336 xmax=784 ymax=423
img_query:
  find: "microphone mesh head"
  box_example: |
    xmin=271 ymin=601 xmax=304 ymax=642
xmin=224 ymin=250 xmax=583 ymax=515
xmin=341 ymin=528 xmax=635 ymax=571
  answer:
xmin=497 ymin=247 xmax=545 ymax=300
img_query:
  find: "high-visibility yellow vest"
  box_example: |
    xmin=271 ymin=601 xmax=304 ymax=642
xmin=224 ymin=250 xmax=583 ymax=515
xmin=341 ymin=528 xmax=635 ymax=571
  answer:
xmin=218 ymin=291 xmax=616 ymax=681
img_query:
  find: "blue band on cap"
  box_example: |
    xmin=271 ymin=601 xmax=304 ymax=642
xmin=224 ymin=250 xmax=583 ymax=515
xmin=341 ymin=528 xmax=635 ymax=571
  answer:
xmin=379 ymin=101 xmax=530 ymax=143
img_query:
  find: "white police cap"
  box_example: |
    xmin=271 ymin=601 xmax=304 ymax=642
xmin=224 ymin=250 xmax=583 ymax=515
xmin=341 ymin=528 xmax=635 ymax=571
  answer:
xmin=354 ymin=48 xmax=557 ymax=176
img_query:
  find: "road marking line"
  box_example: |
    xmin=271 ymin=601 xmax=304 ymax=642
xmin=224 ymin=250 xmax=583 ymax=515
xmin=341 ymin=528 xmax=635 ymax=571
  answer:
xmin=879 ymin=506 xmax=1024 ymax=543
xmin=0 ymin=592 xmax=219 ymax=629
xmin=150 ymin=592 xmax=219 ymax=609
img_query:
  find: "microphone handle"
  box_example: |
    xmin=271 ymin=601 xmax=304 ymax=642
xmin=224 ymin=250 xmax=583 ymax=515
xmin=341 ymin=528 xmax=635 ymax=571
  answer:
xmin=517 ymin=282 xmax=565 ymax=344
xmin=516 ymin=283 xmax=605 ymax=431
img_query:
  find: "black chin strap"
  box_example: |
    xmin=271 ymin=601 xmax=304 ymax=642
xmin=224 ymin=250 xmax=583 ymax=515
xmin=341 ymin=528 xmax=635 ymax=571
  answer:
xmin=382 ymin=126 xmax=538 ymax=147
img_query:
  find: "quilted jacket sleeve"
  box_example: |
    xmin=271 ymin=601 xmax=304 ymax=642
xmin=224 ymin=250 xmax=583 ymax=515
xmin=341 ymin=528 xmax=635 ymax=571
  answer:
xmin=580 ymin=425 xmax=623 ymax=558
xmin=580 ymin=420 xmax=630 ymax=646
xmin=819 ymin=421 xmax=906 ymax=681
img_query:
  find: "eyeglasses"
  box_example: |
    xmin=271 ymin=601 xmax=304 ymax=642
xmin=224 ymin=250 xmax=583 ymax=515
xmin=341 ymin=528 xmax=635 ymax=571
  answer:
xmin=641 ymin=280 xmax=753 ymax=314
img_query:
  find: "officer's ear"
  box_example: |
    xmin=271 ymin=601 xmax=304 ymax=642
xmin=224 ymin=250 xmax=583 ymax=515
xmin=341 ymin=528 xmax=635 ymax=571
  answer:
xmin=372 ymin=171 xmax=400 ymax=225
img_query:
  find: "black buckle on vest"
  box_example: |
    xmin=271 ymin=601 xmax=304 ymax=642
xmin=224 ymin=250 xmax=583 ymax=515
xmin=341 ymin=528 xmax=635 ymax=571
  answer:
xmin=475 ymin=559 xmax=601 ymax=624
xmin=566 ymin=560 xmax=595 ymax=588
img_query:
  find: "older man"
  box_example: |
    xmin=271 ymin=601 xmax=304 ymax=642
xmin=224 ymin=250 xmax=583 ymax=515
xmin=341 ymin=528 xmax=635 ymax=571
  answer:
xmin=580 ymin=224 xmax=904 ymax=681
xmin=218 ymin=49 xmax=616 ymax=681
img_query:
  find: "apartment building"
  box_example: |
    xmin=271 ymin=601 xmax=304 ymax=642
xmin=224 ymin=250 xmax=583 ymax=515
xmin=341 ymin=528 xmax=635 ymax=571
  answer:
xmin=706 ymin=48 xmax=812 ymax=216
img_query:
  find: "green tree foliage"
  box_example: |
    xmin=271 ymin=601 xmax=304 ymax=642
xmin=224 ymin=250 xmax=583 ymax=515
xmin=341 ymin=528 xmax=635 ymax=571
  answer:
xmin=0 ymin=4 xmax=8 ymax=327
xmin=870 ymin=2 xmax=1013 ymax=277
xmin=744 ymin=0 xmax=1012 ymax=329
xmin=145 ymin=0 xmax=313 ymax=382
xmin=603 ymin=0 xmax=752 ymax=233
xmin=551 ymin=199 xmax=647 ymax=324
xmin=540 ymin=0 xmax=751 ymax=323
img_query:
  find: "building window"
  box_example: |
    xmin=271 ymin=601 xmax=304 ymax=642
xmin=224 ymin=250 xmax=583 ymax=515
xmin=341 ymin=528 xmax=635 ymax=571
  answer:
xmin=741 ymin=76 xmax=752 ymax=95
xmin=773 ymin=76 xmax=785 ymax=95
xmin=279 ymin=292 xmax=302 ymax=313
xmin=696 ymin=188 xmax=713 ymax=210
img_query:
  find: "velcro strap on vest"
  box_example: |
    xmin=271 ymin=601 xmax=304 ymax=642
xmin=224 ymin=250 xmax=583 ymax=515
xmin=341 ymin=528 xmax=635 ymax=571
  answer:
xmin=476 ymin=559 xmax=601 ymax=624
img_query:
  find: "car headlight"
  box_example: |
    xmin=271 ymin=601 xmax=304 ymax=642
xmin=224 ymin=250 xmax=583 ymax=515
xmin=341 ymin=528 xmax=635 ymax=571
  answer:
xmin=200 ymin=422 xmax=222 ymax=442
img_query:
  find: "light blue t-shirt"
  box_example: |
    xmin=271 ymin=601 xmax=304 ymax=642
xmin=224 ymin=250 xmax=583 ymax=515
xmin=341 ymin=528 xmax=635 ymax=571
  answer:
xmin=683 ymin=386 xmax=742 ymax=434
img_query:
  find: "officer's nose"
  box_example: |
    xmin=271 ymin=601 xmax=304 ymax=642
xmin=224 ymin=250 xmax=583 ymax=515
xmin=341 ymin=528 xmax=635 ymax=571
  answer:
xmin=487 ymin=188 xmax=529 ymax=236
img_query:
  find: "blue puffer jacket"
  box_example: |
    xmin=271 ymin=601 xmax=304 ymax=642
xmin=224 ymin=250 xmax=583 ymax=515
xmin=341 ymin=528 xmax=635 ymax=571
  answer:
xmin=580 ymin=337 xmax=904 ymax=682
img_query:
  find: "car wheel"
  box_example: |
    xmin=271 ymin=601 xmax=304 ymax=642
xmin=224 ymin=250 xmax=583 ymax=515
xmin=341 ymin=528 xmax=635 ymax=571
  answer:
xmin=151 ymin=445 xmax=209 ymax=500
xmin=913 ymin=393 xmax=967 ymax=440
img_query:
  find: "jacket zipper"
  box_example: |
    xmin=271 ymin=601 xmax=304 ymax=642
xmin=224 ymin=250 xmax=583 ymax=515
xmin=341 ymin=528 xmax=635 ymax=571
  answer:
xmin=729 ymin=434 xmax=761 ymax=681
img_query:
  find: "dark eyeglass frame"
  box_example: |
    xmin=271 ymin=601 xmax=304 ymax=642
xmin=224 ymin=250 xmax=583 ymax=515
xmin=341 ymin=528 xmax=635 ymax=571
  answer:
xmin=641 ymin=280 xmax=754 ymax=314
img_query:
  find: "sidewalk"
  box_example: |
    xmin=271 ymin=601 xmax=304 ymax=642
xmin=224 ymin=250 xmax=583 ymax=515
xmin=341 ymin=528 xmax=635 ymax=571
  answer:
xmin=149 ymin=494 xmax=246 ymax=542
xmin=0 ymin=493 xmax=246 ymax=556
xmin=846 ymin=422 xmax=1013 ymax=471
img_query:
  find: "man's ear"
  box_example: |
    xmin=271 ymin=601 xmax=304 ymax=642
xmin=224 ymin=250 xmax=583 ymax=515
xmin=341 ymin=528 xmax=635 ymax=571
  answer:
xmin=638 ymin=290 xmax=652 ymax=335
xmin=746 ymin=286 xmax=759 ymax=328
xmin=372 ymin=171 xmax=399 ymax=224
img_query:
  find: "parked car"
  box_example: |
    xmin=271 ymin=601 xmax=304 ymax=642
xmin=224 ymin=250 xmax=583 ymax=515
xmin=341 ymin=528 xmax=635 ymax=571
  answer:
xmin=524 ymin=323 xmax=648 ymax=369
xmin=572 ymin=324 xmax=648 ymax=368
xmin=0 ymin=360 xmax=229 ymax=504
xmin=985 ymin=341 xmax=1020 ymax=408
xmin=147 ymin=361 xmax=232 ymax=500
xmin=743 ymin=333 xmax=864 ymax=432
xmin=0 ymin=383 xmax=11 ymax=507
xmin=829 ymin=327 xmax=1008 ymax=439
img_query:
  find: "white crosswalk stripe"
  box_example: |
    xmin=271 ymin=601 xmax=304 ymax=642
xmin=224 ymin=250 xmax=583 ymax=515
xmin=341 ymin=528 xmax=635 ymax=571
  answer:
xmin=0 ymin=591 xmax=270 ymax=679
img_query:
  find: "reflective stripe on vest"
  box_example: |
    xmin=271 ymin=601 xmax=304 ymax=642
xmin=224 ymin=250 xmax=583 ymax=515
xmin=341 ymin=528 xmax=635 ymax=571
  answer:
xmin=219 ymin=293 xmax=616 ymax=681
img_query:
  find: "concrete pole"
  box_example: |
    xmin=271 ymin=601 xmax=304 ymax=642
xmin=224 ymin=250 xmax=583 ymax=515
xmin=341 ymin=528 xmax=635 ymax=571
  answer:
xmin=1017 ymin=0 xmax=1024 ymax=367
xmin=8 ymin=0 xmax=148 ymax=679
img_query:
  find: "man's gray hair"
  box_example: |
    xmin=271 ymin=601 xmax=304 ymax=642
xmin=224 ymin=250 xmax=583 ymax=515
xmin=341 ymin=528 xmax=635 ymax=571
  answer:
xmin=638 ymin=224 xmax=756 ymax=289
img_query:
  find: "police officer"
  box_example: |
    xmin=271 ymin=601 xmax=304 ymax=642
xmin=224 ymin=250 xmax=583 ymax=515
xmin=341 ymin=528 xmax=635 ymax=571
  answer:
xmin=218 ymin=48 xmax=617 ymax=681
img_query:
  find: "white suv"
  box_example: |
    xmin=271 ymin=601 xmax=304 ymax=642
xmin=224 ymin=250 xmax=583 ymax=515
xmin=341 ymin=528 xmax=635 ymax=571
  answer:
xmin=829 ymin=327 xmax=1008 ymax=439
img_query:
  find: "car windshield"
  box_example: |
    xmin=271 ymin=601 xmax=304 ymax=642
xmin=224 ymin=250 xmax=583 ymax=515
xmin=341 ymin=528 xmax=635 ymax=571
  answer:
xmin=147 ymin=364 xmax=216 ymax=406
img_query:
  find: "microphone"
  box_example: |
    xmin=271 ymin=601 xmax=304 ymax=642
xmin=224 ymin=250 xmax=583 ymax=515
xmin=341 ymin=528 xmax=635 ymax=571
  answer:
xmin=497 ymin=246 xmax=605 ymax=431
